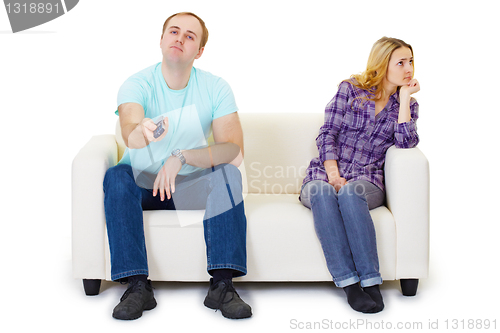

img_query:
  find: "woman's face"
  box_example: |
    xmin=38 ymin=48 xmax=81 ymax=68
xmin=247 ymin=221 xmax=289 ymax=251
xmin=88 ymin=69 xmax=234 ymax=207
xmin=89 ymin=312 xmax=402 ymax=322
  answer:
xmin=385 ymin=47 xmax=414 ymax=88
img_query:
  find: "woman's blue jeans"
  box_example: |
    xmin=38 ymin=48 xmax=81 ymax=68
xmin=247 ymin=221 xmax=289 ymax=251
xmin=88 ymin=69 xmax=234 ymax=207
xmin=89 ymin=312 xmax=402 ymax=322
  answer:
xmin=103 ymin=163 xmax=247 ymax=281
xmin=300 ymin=180 xmax=384 ymax=288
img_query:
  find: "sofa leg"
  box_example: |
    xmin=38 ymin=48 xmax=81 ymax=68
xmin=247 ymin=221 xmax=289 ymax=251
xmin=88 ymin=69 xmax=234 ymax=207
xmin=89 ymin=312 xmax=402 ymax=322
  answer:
xmin=400 ymin=279 xmax=419 ymax=296
xmin=83 ymin=279 xmax=101 ymax=296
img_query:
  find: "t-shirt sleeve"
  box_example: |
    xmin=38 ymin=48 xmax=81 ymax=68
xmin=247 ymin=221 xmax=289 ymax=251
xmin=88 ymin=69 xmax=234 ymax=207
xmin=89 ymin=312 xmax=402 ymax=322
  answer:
xmin=212 ymin=77 xmax=238 ymax=120
xmin=115 ymin=75 xmax=150 ymax=115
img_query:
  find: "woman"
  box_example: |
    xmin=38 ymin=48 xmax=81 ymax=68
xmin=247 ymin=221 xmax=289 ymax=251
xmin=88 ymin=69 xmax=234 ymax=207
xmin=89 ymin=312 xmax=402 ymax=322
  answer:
xmin=300 ymin=37 xmax=420 ymax=313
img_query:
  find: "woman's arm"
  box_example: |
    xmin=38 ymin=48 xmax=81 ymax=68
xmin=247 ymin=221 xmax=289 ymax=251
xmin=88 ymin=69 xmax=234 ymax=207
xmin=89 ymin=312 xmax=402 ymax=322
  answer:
xmin=317 ymin=82 xmax=351 ymax=164
xmin=395 ymin=79 xmax=420 ymax=148
xmin=398 ymin=79 xmax=420 ymax=124
xmin=324 ymin=159 xmax=347 ymax=192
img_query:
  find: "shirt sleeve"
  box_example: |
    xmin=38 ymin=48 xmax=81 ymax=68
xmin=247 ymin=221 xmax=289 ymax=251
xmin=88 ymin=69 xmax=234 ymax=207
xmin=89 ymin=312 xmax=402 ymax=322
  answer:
xmin=115 ymin=74 xmax=150 ymax=115
xmin=316 ymin=81 xmax=351 ymax=164
xmin=212 ymin=77 xmax=238 ymax=120
xmin=394 ymin=98 xmax=419 ymax=148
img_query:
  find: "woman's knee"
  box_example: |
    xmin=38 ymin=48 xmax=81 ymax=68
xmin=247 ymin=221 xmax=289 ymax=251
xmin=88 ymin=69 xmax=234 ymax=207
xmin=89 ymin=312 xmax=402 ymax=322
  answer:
xmin=301 ymin=180 xmax=337 ymax=207
xmin=337 ymin=182 xmax=370 ymax=209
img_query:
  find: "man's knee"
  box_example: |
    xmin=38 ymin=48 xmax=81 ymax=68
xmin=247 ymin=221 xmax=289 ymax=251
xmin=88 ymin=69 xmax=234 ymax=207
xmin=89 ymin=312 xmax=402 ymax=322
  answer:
xmin=220 ymin=163 xmax=242 ymax=184
xmin=103 ymin=164 xmax=136 ymax=193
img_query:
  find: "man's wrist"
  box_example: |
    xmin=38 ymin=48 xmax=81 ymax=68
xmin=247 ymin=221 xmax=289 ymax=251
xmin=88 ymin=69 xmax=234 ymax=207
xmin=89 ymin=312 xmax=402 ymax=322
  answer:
xmin=171 ymin=149 xmax=186 ymax=165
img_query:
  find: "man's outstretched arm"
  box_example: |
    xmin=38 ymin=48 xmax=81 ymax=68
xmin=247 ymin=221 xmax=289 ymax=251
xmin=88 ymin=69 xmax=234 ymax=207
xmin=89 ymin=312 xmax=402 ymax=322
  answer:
xmin=118 ymin=102 xmax=169 ymax=149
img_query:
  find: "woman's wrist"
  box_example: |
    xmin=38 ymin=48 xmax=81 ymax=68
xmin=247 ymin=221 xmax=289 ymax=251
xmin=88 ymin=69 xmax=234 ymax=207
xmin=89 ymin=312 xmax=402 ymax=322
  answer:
xmin=324 ymin=160 xmax=340 ymax=179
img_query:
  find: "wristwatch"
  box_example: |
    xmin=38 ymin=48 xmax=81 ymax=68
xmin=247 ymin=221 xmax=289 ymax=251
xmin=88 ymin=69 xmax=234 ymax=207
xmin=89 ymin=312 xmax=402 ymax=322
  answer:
xmin=171 ymin=149 xmax=186 ymax=165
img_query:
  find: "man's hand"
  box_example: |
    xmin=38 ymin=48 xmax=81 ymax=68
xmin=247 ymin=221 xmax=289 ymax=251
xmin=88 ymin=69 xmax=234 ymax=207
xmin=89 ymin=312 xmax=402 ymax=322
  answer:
xmin=153 ymin=155 xmax=182 ymax=201
xmin=140 ymin=117 xmax=169 ymax=143
xmin=119 ymin=102 xmax=169 ymax=149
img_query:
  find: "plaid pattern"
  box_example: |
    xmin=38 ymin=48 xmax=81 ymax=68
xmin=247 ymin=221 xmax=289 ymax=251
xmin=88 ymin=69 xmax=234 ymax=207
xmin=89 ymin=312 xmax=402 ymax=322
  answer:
xmin=303 ymin=80 xmax=419 ymax=191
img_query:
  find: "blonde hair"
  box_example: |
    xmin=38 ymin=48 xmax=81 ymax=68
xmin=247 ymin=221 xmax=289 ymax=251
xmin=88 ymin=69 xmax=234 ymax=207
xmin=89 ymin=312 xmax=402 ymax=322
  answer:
xmin=161 ymin=12 xmax=209 ymax=49
xmin=346 ymin=37 xmax=413 ymax=102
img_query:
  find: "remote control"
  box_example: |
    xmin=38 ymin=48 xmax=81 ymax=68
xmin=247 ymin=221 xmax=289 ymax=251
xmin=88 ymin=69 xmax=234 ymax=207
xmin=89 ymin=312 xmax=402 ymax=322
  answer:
xmin=153 ymin=117 xmax=165 ymax=139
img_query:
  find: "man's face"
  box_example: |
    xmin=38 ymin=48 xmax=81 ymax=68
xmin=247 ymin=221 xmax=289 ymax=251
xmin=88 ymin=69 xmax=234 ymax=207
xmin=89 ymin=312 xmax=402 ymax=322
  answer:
xmin=160 ymin=14 xmax=204 ymax=66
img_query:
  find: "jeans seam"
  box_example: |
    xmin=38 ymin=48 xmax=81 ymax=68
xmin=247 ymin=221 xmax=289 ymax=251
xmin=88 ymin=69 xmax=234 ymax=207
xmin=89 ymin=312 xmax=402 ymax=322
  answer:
xmin=111 ymin=269 xmax=149 ymax=281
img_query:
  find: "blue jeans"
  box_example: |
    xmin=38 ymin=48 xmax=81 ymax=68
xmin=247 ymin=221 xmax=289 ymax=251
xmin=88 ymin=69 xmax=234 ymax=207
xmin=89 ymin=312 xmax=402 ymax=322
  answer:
xmin=300 ymin=180 xmax=384 ymax=288
xmin=103 ymin=163 xmax=247 ymax=281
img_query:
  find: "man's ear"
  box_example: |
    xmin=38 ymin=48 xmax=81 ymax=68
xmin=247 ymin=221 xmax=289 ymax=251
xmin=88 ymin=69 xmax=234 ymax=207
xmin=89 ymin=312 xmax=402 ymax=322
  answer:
xmin=195 ymin=47 xmax=205 ymax=60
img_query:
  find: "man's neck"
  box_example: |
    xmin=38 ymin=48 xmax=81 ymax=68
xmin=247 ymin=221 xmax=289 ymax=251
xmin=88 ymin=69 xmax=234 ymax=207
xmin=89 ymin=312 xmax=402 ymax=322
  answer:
xmin=161 ymin=61 xmax=193 ymax=90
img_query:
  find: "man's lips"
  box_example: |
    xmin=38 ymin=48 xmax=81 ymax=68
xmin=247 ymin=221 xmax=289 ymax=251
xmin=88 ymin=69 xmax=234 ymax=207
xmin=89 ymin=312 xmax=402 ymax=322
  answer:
xmin=170 ymin=46 xmax=183 ymax=52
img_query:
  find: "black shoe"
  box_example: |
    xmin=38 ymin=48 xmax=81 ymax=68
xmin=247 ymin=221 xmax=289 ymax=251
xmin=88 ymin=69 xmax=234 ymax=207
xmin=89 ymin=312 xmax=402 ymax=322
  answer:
xmin=112 ymin=280 xmax=157 ymax=320
xmin=203 ymin=278 xmax=252 ymax=319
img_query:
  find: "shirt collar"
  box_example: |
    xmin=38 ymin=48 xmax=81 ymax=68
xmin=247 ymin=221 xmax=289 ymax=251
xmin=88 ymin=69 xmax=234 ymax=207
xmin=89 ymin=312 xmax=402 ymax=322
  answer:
xmin=390 ymin=88 xmax=401 ymax=104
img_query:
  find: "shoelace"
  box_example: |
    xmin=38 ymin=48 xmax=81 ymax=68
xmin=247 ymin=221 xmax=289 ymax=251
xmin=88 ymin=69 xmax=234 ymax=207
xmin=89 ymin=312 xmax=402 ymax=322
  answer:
xmin=120 ymin=281 xmax=152 ymax=302
xmin=214 ymin=279 xmax=238 ymax=312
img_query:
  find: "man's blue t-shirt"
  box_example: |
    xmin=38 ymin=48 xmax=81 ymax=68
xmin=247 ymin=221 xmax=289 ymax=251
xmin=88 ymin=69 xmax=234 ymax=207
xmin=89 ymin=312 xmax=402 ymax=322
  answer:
xmin=116 ymin=63 xmax=238 ymax=176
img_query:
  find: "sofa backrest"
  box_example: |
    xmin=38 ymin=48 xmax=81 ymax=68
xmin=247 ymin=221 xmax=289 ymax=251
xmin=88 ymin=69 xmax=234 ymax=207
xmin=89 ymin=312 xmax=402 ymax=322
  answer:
xmin=115 ymin=112 xmax=324 ymax=194
xmin=239 ymin=113 xmax=323 ymax=194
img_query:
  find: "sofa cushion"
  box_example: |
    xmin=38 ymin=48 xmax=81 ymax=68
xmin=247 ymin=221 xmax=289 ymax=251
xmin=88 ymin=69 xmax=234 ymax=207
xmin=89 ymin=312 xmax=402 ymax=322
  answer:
xmin=104 ymin=193 xmax=396 ymax=282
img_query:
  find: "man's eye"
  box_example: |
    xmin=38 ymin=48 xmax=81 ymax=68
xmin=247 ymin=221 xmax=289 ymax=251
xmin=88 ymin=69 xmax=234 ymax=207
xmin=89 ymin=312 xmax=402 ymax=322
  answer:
xmin=171 ymin=31 xmax=177 ymax=34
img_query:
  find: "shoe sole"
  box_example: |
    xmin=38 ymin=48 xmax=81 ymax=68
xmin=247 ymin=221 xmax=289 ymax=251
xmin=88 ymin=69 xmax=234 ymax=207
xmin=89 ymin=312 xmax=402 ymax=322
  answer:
xmin=203 ymin=297 xmax=252 ymax=319
xmin=112 ymin=298 xmax=157 ymax=320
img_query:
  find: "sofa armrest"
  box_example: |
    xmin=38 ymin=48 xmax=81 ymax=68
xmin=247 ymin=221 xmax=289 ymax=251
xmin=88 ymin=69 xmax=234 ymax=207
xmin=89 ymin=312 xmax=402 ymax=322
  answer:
xmin=72 ymin=135 xmax=118 ymax=279
xmin=384 ymin=146 xmax=430 ymax=279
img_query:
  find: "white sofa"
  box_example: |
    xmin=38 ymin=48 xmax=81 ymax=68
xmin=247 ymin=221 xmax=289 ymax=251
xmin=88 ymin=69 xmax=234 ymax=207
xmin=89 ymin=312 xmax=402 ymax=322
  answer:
xmin=72 ymin=113 xmax=429 ymax=296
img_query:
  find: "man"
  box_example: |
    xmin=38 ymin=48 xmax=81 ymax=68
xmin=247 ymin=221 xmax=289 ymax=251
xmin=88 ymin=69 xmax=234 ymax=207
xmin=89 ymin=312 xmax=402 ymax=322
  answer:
xmin=103 ymin=12 xmax=251 ymax=320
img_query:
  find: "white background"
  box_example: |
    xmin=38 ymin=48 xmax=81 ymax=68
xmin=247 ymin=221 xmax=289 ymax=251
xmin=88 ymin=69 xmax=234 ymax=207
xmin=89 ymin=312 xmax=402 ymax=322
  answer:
xmin=1 ymin=0 xmax=499 ymax=331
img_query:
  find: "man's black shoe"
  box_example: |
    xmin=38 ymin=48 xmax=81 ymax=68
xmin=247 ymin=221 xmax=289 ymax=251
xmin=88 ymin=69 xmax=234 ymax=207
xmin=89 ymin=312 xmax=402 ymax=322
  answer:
xmin=112 ymin=280 xmax=157 ymax=320
xmin=203 ymin=278 xmax=252 ymax=319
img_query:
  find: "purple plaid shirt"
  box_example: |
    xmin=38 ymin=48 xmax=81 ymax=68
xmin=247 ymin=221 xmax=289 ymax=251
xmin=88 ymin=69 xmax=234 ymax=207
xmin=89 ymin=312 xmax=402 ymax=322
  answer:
xmin=303 ymin=80 xmax=419 ymax=191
